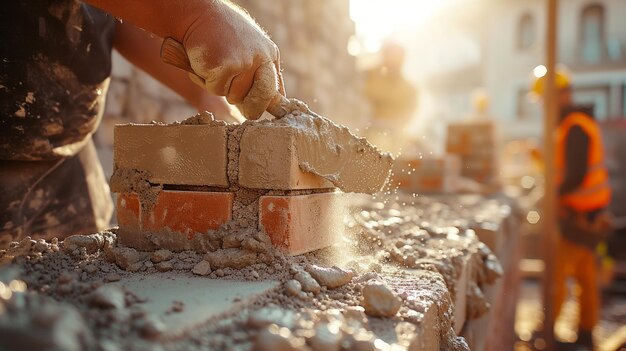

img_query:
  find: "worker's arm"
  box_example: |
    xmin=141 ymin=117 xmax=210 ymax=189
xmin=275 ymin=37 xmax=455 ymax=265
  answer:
xmin=83 ymin=0 xmax=283 ymax=118
xmin=113 ymin=21 xmax=240 ymax=122
xmin=559 ymin=126 xmax=589 ymax=195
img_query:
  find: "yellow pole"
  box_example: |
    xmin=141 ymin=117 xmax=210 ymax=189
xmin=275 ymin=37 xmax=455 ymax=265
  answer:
xmin=542 ymin=0 xmax=558 ymax=348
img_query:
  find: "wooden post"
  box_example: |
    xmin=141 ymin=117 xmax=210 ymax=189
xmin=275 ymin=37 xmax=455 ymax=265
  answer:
xmin=541 ymin=0 xmax=559 ymax=348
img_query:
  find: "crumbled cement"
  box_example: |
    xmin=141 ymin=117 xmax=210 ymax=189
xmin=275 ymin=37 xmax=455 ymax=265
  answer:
xmin=294 ymin=270 xmax=321 ymax=294
xmin=192 ymin=260 xmax=211 ymax=276
xmin=109 ymin=168 xmax=161 ymax=211
xmin=150 ymin=249 xmax=172 ymax=263
xmin=284 ymin=280 xmax=302 ymax=297
xmin=177 ymin=111 xmax=226 ymax=126
xmin=305 ymin=264 xmax=354 ymax=289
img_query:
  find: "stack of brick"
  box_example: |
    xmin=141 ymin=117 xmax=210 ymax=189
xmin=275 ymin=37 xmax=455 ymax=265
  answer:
xmin=97 ymin=2 xmax=366 ymax=181
xmin=446 ymin=121 xmax=498 ymax=185
xmin=112 ymin=114 xmax=392 ymax=256
xmin=392 ymin=154 xmax=462 ymax=194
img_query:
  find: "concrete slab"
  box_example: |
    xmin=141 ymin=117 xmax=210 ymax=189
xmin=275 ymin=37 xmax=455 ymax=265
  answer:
xmin=113 ymin=273 xmax=279 ymax=337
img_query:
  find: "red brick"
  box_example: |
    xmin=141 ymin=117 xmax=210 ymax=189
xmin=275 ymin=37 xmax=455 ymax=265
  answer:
xmin=144 ymin=191 xmax=233 ymax=238
xmin=259 ymin=193 xmax=344 ymax=255
xmin=116 ymin=191 xmax=233 ymax=246
xmin=117 ymin=193 xmax=141 ymax=231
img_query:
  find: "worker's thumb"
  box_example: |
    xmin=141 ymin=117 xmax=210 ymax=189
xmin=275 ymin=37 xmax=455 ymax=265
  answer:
xmin=236 ymin=62 xmax=281 ymax=120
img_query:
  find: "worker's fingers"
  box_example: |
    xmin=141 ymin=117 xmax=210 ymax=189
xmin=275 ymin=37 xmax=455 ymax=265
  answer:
xmin=236 ymin=61 xmax=278 ymax=120
xmin=226 ymin=69 xmax=256 ymax=105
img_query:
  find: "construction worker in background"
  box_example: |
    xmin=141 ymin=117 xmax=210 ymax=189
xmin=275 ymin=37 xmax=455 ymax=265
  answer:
xmin=363 ymin=41 xmax=417 ymax=154
xmin=531 ymin=65 xmax=613 ymax=350
xmin=0 ymin=0 xmax=284 ymax=248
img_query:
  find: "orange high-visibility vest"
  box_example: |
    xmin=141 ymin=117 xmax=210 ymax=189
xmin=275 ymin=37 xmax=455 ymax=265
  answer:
xmin=555 ymin=112 xmax=611 ymax=212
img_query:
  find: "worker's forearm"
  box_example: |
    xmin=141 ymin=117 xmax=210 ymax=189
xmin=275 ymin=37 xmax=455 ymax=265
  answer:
xmin=83 ymin=0 xmax=218 ymax=42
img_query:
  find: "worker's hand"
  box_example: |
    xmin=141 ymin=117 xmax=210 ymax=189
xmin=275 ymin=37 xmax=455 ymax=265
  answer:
xmin=182 ymin=1 xmax=285 ymax=119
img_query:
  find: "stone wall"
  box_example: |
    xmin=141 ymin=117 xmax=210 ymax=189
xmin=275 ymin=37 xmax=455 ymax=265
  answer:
xmin=95 ymin=1 xmax=366 ymax=179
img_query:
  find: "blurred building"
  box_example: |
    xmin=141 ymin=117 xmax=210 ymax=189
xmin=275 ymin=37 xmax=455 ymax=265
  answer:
xmin=420 ymin=0 xmax=626 ymax=140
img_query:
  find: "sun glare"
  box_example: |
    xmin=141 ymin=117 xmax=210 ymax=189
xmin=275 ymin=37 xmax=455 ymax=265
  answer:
xmin=349 ymin=0 xmax=449 ymax=53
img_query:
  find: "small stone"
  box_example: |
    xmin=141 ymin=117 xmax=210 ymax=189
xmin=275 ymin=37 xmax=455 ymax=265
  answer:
xmin=150 ymin=249 xmax=172 ymax=263
xmin=305 ymin=264 xmax=354 ymax=289
xmin=106 ymin=273 xmax=121 ymax=282
xmin=127 ymin=262 xmax=144 ymax=272
xmin=215 ymin=269 xmax=225 ymax=277
xmin=204 ymin=249 xmax=257 ymax=269
xmin=192 ymin=261 xmax=211 ymax=276
xmin=89 ymin=285 xmax=126 ymax=309
xmin=111 ymin=247 xmax=146 ymax=270
xmin=63 ymin=232 xmax=115 ymax=254
xmin=138 ymin=315 xmax=166 ymax=339
xmin=155 ymin=261 xmax=173 ymax=272
xmin=251 ymin=270 xmax=260 ymax=279
xmin=294 ymin=270 xmax=320 ymax=294
xmin=284 ymin=280 xmax=302 ymax=296
xmin=361 ymin=281 xmax=402 ymax=318
xmin=33 ymin=240 xmax=49 ymax=253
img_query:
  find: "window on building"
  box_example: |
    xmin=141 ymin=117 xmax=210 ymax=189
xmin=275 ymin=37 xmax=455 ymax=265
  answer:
xmin=580 ymin=4 xmax=606 ymax=64
xmin=518 ymin=13 xmax=535 ymax=50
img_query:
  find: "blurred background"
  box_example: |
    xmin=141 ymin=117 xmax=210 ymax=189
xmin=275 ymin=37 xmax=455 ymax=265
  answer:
xmin=94 ymin=1 xmax=626 ymax=349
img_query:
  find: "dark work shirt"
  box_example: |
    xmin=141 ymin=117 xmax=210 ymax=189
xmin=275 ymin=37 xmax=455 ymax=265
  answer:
xmin=558 ymin=106 xmax=594 ymax=196
xmin=0 ymin=1 xmax=115 ymax=247
xmin=0 ymin=0 xmax=116 ymax=160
